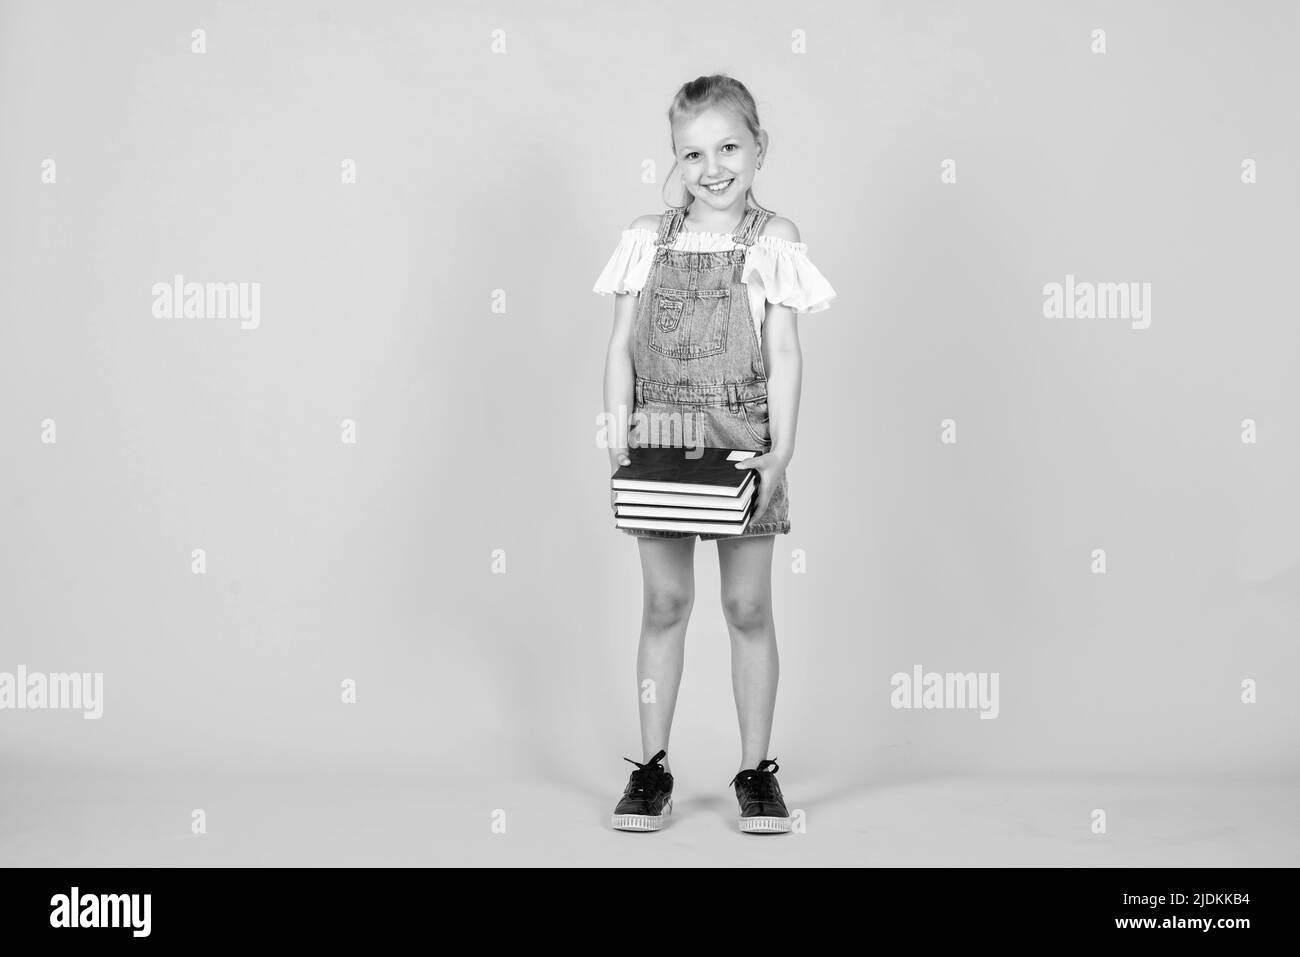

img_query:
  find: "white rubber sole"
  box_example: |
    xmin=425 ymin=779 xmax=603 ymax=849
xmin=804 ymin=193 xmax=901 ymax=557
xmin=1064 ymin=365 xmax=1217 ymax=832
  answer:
xmin=612 ymin=797 xmax=672 ymax=831
xmin=739 ymin=815 xmax=792 ymax=833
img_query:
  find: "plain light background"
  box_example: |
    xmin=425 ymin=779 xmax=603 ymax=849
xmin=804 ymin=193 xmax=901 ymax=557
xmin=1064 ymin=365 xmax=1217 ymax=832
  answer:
xmin=1 ymin=0 xmax=1297 ymax=866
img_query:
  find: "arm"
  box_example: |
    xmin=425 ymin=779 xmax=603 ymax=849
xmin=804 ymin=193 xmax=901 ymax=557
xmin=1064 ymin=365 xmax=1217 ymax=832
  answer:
xmin=604 ymin=290 xmax=637 ymax=470
xmin=601 ymin=214 xmax=659 ymax=470
xmin=763 ymin=302 xmax=802 ymax=468
xmin=758 ymin=216 xmax=805 ymax=467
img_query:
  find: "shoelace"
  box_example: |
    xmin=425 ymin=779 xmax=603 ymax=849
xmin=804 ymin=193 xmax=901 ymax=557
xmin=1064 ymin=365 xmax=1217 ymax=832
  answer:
xmin=623 ymin=748 xmax=669 ymax=793
xmin=729 ymin=757 xmax=780 ymax=791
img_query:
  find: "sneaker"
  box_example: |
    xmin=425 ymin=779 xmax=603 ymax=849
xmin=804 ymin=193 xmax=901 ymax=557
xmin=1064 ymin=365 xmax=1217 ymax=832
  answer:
xmin=729 ymin=758 xmax=791 ymax=833
xmin=611 ymin=748 xmax=674 ymax=831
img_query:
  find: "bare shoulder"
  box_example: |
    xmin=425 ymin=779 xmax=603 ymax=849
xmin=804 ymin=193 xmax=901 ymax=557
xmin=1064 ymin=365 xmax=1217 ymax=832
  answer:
xmin=628 ymin=213 xmax=663 ymax=232
xmin=758 ymin=214 xmax=801 ymax=243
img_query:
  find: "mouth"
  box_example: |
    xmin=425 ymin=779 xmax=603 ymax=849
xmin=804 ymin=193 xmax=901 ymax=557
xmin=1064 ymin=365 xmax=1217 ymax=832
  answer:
xmin=701 ymin=178 xmax=735 ymax=194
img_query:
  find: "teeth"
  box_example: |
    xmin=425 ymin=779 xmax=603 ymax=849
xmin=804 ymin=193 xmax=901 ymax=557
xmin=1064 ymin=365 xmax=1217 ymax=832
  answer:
xmin=705 ymin=179 xmax=733 ymax=192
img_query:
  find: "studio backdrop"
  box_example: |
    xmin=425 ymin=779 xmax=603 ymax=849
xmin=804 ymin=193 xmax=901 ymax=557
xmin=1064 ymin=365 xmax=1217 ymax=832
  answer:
xmin=2 ymin=0 xmax=1296 ymax=796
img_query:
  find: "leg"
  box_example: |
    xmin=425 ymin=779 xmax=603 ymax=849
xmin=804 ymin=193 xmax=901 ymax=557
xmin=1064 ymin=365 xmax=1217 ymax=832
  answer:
xmin=635 ymin=535 xmax=697 ymax=774
xmin=717 ymin=534 xmax=778 ymax=771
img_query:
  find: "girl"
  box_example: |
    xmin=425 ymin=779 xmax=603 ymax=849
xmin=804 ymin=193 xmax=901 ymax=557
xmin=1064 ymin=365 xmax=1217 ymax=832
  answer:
xmin=593 ymin=75 xmax=836 ymax=834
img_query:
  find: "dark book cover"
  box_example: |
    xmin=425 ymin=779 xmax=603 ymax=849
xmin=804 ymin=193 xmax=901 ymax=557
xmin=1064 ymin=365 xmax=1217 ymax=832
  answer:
xmin=611 ymin=447 xmax=761 ymax=496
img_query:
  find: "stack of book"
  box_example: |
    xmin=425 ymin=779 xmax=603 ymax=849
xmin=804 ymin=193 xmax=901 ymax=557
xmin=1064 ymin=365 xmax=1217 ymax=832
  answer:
xmin=612 ymin=446 xmax=759 ymax=535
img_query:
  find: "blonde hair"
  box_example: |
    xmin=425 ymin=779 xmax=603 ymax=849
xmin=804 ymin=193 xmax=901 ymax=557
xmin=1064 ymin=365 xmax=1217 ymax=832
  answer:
xmin=661 ymin=74 xmax=775 ymax=216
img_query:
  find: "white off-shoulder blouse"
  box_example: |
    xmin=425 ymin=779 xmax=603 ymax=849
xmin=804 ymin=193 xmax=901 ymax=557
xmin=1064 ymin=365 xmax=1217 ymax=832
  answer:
xmin=592 ymin=227 xmax=836 ymax=349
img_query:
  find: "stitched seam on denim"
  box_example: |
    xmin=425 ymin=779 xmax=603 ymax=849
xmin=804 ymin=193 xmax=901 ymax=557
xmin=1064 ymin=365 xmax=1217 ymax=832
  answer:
xmin=741 ymin=404 xmax=769 ymax=445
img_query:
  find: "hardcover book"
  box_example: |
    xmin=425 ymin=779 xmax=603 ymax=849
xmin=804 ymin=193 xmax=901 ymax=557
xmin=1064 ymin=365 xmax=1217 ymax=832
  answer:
xmin=612 ymin=447 xmax=761 ymax=535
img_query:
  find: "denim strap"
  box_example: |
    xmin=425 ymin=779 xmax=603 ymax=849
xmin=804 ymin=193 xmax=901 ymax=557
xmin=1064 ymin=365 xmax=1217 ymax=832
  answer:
xmin=732 ymin=206 xmax=772 ymax=247
xmin=656 ymin=207 xmax=686 ymax=246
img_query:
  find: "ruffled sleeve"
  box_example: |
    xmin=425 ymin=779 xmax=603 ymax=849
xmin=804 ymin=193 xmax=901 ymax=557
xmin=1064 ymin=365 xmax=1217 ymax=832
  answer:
xmin=741 ymin=236 xmax=837 ymax=313
xmin=592 ymin=228 xmax=658 ymax=297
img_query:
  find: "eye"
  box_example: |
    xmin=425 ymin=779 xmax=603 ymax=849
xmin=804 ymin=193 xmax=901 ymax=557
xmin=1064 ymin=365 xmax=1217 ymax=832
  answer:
xmin=683 ymin=145 xmax=738 ymax=161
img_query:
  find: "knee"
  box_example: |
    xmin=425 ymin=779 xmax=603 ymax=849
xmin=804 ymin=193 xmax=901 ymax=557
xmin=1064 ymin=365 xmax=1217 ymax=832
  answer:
xmin=643 ymin=588 xmax=693 ymax=631
xmin=721 ymin=591 xmax=770 ymax=633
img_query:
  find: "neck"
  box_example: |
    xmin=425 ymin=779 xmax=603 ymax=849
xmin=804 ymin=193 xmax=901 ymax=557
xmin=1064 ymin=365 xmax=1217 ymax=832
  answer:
xmin=683 ymin=200 xmax=749 ymax=234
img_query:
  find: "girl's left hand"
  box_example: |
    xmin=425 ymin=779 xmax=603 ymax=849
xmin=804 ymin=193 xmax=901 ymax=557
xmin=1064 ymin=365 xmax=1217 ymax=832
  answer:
xmin=734 ymin=450 xmax=788 ymax=519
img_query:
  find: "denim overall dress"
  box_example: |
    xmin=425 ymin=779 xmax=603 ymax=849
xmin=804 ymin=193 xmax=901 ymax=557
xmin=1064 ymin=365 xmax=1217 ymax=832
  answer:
xmin=622 ymin=203 xmax=791 ymax=541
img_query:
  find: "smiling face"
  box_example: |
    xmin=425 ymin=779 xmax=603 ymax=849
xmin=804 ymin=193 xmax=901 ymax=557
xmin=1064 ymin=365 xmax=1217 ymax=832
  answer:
xmin=672 ymin=107 xmax=765 ymax=214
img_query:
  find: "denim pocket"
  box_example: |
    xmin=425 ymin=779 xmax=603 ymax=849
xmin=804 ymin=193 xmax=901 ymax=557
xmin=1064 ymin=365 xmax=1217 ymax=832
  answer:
xmin=654 ymin=289 xmax=685 ymax=332
xmin=650 ymin=287 xmax=729 ymax=359
xmin=740 ymin=395 xmax=771 ymax=446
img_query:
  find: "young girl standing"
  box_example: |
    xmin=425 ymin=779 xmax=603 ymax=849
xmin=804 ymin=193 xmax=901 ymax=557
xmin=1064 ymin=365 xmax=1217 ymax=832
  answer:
xmin=593 ymin=75 xmax=836 ymax=833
